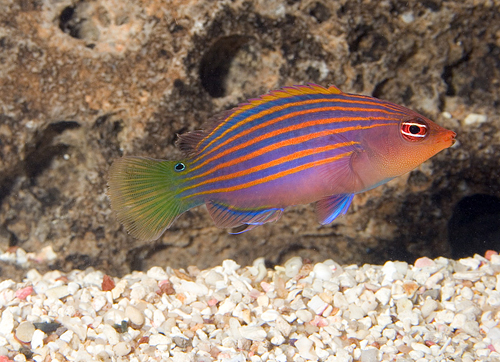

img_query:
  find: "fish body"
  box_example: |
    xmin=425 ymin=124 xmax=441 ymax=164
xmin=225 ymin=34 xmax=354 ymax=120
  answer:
xmin=108 ymin=84 xmax=456 ymax=240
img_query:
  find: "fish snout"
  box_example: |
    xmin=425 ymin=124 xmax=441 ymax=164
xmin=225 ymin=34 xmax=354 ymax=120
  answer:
xmin=448 ymin=130 xmax=457 ymax=146
xmin=439 ymin=129 xmax=456 ymax=146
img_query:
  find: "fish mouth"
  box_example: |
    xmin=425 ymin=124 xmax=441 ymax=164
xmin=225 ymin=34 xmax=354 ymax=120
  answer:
xmin=440 ymin=130 xmax=457 ymax=146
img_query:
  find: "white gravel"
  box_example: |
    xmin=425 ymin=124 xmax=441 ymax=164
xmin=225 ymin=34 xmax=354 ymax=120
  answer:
xmin=0 ymin=251 xmax=499 ymax=362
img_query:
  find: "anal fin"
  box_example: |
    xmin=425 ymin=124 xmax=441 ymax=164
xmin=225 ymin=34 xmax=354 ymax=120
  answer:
xmin=229 ymin=224 xmax=259 ymax=234
xmin=315 ymin=194 xmax=354 ymax=225
xmin=206 ymin=201 xmax=283 ymax=233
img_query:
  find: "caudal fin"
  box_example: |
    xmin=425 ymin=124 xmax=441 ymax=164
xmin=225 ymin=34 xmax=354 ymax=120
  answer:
xmin=107 ymin=156 xmax=186 ymax=241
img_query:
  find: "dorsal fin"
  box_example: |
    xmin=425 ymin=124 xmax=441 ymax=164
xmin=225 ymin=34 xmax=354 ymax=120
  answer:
xmin=327 ymin=84 xmax=343 ymax=94
xmin=175 ymin=109 xmax=235 ymax=157
xmin=176 ymin=83 xmax=344 ymax=157
xmin=175 ymin=130 xmax=206 ymax=156
xmin=244 ymin=83 xmax=344 ymax=107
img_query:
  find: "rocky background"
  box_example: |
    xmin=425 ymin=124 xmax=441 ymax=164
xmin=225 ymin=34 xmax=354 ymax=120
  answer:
xmin=0 ymin=0 xmax=499 ymax=281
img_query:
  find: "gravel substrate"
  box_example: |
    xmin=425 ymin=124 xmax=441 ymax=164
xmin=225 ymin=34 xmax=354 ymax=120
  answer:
xmin=0 ymin=252 xmax=499 ymax=362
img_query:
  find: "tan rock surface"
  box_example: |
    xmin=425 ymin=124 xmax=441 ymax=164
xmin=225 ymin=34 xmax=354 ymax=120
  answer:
xmin=1 ymin=0 xmax=499 ymax=280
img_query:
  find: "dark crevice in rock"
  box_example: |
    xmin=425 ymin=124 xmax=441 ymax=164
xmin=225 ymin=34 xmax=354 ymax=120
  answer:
xmin=93 ymin=226 xmax=105 ymax=240
xmin=199 ymin=35 xmax=252 ymax=98
xmin=348 ymin=25 xmax=389 ymax=65
xmin=456 ymin=44 xmax=500 ymax=107
xmin=65 ymin=253 xmax=96 ymax=270
xmin=33 ymin=187 xmax=61 ymax=209
xmin=0 ymin=174 xmax=21 ymax=208
xmin=92 ymin=115 xmax=125 ymax=160
xmin=25 ymin=144 xmax=71 ymax=180
xmin=128 ymin=243 xmax=166 ymax=271
xmin=59 ymin=6 xmax=78 ymax=37
xmin=0 ymin=121 xmax=80 ymax=207
xmin=422 ymin=0 xmax=441 ymax=12
xmin=383 ymin=243 xmax=413 ymax=263
xmin=44 ymin=120 xmax=81 ymax=134
xmin=93 ymin=114 xmax=123 ymax=140
xmin=401 ymin=86 xmax=414 ymax=104
xmin=371 ymin=78 xmax=390 ymax=99
xmin=275 ymin=243 xmax=308 ymax=265
xmin=441 ymin=52 xmax=471 ymax=96
xmin=92 ymin=113 xmax=113 ymax=128
xmin=448 ymin=194 xmax=500 ymax=259
xmin=24 ymin=121 xmax=80 ymax=180
xmin=308 ymin=2 xmax=331 ymax=23
xmin=0 ymin=115 xmax=21 ymax=205
xmin=0 ymin=225 xmax=17 ymax=248
xmin=58 ymin=1 xmax=102 ymax=45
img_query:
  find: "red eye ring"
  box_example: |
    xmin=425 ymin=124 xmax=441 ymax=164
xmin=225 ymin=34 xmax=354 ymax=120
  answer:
xmin=401 ymin=119 xmax=428 ymax=141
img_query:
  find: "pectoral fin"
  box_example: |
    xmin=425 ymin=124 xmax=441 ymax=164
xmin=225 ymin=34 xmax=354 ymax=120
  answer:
xmin=315 ymin=194 xmax=354 ymax=225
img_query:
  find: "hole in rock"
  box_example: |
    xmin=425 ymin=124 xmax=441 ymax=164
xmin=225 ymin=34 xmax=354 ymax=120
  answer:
xmin=308 ymin=2 xmax=331 ymax=23
xmin=448 ymin=194 xmax=500 ymax=259
xmin=199 ymin=35 xmax=252 ymax=98
xmin=348 ymin=25 xmax=388 ymax=65
xmin=0 ymin=174 xmax=18 ymax=207
xmin=24 ymin=121 xmax=81 ymax=179
xmin=59 ymin=2 xmax=101 ymax=43
xmin=59 ymin=5 xmax=79 ymax=38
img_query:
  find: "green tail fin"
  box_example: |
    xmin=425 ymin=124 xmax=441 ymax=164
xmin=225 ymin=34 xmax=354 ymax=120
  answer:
xmin=107 ymin=156 xmax=187 ymax=241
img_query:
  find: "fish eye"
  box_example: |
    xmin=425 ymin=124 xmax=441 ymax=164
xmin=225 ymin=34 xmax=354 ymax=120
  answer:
xmin=401 ymin=119 xmax=428 ymax=141
xmin=174 ymin=162 xmax=186 ymax=172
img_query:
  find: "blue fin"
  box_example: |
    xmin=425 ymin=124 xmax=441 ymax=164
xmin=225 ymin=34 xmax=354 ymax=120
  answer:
xmin=206 ymin=202 xmax=283 ymax=233
xmin=316 ymin=194 xmax=354 ymax=225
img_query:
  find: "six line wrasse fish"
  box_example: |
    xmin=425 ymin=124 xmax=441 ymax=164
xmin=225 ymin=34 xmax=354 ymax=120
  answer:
xmin=108 ymin=83 xmax=456 ymax=240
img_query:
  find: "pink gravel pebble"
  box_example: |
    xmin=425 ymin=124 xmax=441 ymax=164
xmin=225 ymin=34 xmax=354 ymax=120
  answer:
xmin=248 ymin=289 xmax=261 ymax=299
xmin=207 ymin=298 xmax=218 ymax=306
xmin=414 ymin=257 xmax=436 ymax=268
xmin=485 ymin=250 xmax=498 ymax=261
xmin=261 ymin=282 xmax=272 ymax=292
xmin=14 ymin=286 xmax=33 ymax=300
xmin=310 ymin=316 xmax=328 ymax=327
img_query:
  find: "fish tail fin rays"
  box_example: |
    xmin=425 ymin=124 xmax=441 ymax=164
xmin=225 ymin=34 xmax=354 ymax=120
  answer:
xmin=316 ymin=193 xmax=354 ymax=225
xmin=107 ymin=157 xmax=190 ymax=241
xmin=206 ymin=201 xmax=283 ymax=233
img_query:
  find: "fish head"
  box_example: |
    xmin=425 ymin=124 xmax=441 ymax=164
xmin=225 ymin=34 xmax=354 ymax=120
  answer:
xmin=361 ymin=115 xmax=456 ymax=179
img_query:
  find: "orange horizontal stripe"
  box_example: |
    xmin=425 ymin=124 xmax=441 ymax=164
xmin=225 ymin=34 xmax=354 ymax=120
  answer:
xmin=198 ymin=95 xmax=334 ymax=152
xmin=190 ymin=116 xmax=399 ymax=173
xmin=198 ymin=99 xmax=338 ymax=156
xmin=183 ymin=150 xmax=356 ymax=198
xmin=182 ymin=141 xmax=359 ymax=192
xmin=184 ymin=123 xmax=395 ymax=192
xmin=187 ymin=123 xmax=389 ymax=182
xmin=196 ymin=97 xmax=407 ymax=160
